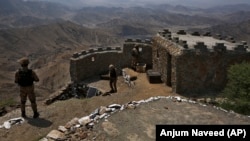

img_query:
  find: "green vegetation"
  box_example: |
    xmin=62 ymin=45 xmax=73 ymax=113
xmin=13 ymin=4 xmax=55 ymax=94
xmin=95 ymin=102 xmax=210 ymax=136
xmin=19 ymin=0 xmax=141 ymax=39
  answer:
xmin=0 ymin=98 xmax=17 ymax=108
xmin=220 ymin=61 xmax=250 ymax=115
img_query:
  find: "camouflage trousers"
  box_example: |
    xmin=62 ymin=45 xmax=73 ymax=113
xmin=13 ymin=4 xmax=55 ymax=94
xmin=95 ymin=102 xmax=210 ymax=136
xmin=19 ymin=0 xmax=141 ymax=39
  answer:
xmin=131 ymin=57 xmax=138 ymax=69
xmin=109 ymin=77 xmax=117 ymax=92
xmin=19 ymin=85 xmax=37 ymax=113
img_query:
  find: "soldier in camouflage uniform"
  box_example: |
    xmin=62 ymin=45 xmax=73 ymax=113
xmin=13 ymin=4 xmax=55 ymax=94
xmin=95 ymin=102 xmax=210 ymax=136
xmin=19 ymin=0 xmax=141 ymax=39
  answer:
xmin=109 ymin=64 xmax=118 ymax=93
xmin=131 ymin=45 xmax=139 ymax=70
xmin=15 ymin=57 xmax=40 ymax=118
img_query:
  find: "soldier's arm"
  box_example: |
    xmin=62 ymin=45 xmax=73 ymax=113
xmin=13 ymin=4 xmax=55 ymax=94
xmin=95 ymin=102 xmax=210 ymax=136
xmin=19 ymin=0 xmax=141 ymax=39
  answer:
xmin=32 ymin=71 xmax=39 ymax=82
xmin=14 ymin=71 xmax=19 ymax=84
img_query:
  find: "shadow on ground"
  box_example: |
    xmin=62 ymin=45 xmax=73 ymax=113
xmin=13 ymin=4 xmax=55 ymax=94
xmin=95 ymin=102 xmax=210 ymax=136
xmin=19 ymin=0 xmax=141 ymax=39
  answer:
xmin=27 ymin=118 xmax=52 ymax=128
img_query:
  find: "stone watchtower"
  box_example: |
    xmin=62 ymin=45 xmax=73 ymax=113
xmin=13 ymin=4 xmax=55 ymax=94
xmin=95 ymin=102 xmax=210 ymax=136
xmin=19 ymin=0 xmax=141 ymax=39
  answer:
xmin=152 ymin=29 xmax=250 ymax=94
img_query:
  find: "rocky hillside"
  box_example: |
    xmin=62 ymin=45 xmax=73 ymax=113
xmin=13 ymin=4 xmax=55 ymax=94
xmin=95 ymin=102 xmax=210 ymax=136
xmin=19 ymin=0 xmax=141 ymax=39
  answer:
xmin=74 ymin=6 xmax=222 ymax=32
xmin=0 ymin=21 xmax=120 ymax=70
xmin=210 ymin=20 xmax=250 ymax=43
xmin=188 ymin=20 xmax=250 ymax=43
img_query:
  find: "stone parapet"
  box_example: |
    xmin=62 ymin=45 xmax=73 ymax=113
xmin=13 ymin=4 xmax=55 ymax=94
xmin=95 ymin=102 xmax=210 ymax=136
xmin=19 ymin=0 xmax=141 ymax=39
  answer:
xmin=213 ymin=43 xmax=227 ymax=52
xmin=70 ymin=40 xmax=153 ymax=82
xmin=194 ymin=42 xmax=208 ymax=51
xmin=177 ymin=30 xmax=186 ymax=35
xmin=234 ymin=44 xmax=248 ymax=52
xmin=157 ymin=29 xmax=250 ymax=53
xmin=71 ymin=47 xmax=123 ymax=59
xmin=178 ymin=40 xmax=188 ymax=49
xmin=203 ymin=32 xmax=212 ymax=37
xmin=191 ymin=31 xmax=200 ymax=36
xmin=70 ymin=51 xmax=124 ymax=82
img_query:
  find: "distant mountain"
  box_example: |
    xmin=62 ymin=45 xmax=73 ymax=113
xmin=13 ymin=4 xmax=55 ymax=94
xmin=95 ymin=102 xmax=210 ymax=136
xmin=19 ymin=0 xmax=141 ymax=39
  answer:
xmin=148 ymin=4 xmax=204 ymax=15
xmin=73 ymin=7 xmax=120 ymax=27
xmin=2 ymin=0 xmax=249 ymax=30
xmin=11 ymin=16 xmax=63 ymax=28
xmin=0 ymin=0 xmax=72 ymax=28
xmin=96 ymin=18 xmax=150 ymax=36
xmin=0 ymin=21 xmax=122 ymax=70
xmin=222 ymin=11 xmax=250 ymax=23
xmin=74 ymin=6 xmax=222 ymax=34
xmin=23 ymin=0 xmax=250 ymax=9
xmin=1 ymin=1 xmax=249 ymax=53
xmin=208 ymin=20 xmax=250 ymax=43
xmin=189 ymin=20 xmax=250 ymax=44
xmin=0 ymin=0 xmax=20 ymax=15
xmin=205 ymin=4 xmax=250 ymax=14
xmin=0 ymin=0 xmax=71 ymax=17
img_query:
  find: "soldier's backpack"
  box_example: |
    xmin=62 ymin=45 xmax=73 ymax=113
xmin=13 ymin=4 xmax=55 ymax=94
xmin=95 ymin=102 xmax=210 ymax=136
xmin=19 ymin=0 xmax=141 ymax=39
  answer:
xmin=17 ymin=69 xmax=34 ymax=87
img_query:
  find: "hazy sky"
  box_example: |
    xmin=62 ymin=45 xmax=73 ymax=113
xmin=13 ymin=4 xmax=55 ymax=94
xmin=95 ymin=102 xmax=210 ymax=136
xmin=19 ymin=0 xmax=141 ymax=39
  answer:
xmin=30 ymin=0 xmax=250 ymax=8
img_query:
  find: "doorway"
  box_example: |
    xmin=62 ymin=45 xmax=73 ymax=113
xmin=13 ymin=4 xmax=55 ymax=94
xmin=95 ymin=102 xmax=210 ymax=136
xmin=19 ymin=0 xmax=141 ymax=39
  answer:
xmin=166 ymin=52 xmax=172 ymax=86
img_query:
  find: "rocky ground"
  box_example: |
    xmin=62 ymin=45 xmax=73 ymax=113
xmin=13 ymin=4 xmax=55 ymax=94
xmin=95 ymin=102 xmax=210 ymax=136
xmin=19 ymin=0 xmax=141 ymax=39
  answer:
xmin=0 ymin=70 xmax=249 ymax=141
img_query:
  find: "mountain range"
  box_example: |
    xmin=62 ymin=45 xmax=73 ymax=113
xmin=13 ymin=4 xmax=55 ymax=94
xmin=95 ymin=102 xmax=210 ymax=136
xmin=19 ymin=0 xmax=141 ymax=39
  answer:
xmin=1 ymin=0 xmax=250 ymax=29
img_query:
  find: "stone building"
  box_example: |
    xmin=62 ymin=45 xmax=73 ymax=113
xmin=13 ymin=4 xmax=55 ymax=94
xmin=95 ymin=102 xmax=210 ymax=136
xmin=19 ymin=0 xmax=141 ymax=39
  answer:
xmin=70 ymin=29 xmax=250 ymax=95
xmin=152 ymin=29 xmax=250 ymax=94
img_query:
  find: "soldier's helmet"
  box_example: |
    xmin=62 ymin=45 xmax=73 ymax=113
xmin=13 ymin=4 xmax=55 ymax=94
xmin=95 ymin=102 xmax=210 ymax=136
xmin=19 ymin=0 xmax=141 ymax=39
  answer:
xmin=18 ymin=57 xmax=29 ymax=66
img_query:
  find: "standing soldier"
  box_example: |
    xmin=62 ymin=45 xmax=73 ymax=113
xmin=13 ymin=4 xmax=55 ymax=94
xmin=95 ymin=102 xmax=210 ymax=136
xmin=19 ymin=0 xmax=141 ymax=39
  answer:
xmin=15 ymin=57 xmax=40 ymax=118
xmin=109 ymin=64 xmax=118 ymax=93
xmin=131 ymin=45 xmax=139 ymax=70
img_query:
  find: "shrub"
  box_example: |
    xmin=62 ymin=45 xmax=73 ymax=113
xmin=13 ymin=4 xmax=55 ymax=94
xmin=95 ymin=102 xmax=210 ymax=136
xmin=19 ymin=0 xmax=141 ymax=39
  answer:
xmin=220 ymin=61 xmax=250 ymax=115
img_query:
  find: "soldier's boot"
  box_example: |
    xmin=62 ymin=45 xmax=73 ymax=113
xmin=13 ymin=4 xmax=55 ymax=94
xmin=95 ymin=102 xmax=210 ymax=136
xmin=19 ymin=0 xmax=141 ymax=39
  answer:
xmin=114 ymin=83 xmax=117 ymax=93
xmin=21 ymin=100 xmax=26 ymax=118
xmin=31 ymin=102 xmax=39 ymax=118
xmin=21 ymin=111 xmax=27 ymax=118
xmin=33 ymin=111 xmax=40 ymax=118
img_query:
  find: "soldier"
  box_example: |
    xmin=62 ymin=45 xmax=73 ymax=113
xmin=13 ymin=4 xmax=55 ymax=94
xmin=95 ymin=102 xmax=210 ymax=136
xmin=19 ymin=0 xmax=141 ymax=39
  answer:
xmin=15 ymin=57 xmax=40 ymax=118
xmin=109 ymin=64 xmax=118 ymax=93
xmin=131 ymin=45 xmax=139 ymax=70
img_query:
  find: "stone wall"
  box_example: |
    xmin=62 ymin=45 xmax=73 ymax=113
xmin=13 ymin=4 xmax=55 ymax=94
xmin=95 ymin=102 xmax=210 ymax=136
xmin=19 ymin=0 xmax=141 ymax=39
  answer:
xmin=152 ymin=36 xmax=181 ymax=89
xmin=70 ymin=39 xmax=152 ymax=82
xmin=176 ymin=50 xmax=250 ymax=94
xmin=152 ymin=29 xmax=250 ymax=94
xmin=123 ymin=39 xmax=153 ymax=69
